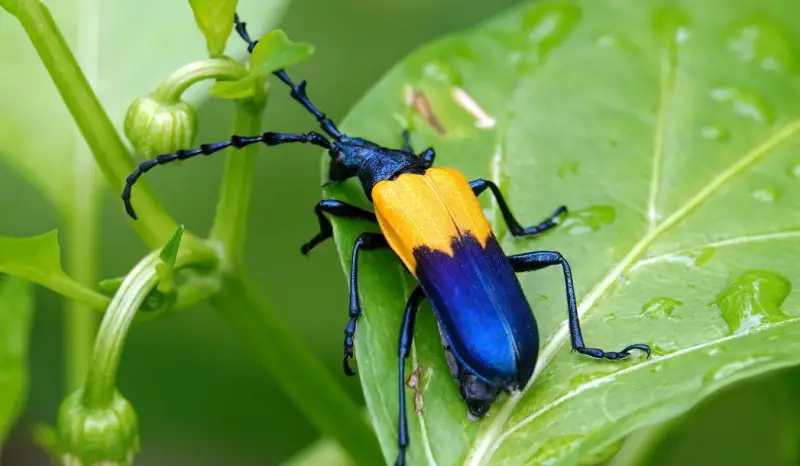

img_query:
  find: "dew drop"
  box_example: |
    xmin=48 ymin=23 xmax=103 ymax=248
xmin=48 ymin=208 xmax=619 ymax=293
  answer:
xmin=521 ymin=2 xmax=582 ymax=66
xmin=560 ymin=205 xmax=616 ymax=234
xmin=603 ymin=313 xmax=618 ymax=322
xmin=557 ymin=160 xmax=579 ymax=178
xmin=652 ymin=6 xmax=691 ymax=59
xmin=707 ymin=347 xmax=722 ymax=356
xmin=710 ymin=87 xmax=775 ymax=124
xmin=651 ymin=364 xmax=665 ymax=373
xmin=658 ymin=246 xmax=716 ymax=268
xmin=713 ymin=270 xmax=791 ymax=335
xmin=726 ymin=17 xmax=798 ymax=73
xmin=700 ymin=126 xmax=731 ymax=142
xmin=751 ymin=186 xmax=782 ymax=202
xmin=641 ymin=297 xmax=684 ymax=318
xmin=651 ymin=342 xmax=680 ymax=356
xmin=703 ymin=356 xmax=773 ymax=384
xmin=421 ymin=61 xmax=462 ymax=86
xmin=768 ymin=335 xmax=779 ymax=341
xmin=787 ymin=162 xmax=800 ymax=179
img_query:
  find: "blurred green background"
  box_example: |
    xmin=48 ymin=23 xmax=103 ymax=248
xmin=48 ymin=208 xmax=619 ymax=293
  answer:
xmin=1 ymin=0 xmax=799 ymax=465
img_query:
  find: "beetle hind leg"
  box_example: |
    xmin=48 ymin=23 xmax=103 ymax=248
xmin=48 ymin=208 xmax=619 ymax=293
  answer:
xmin=395 ymin=286 xmax=425 ymax=466
xmin=508 ymin=250 xmax=651 ymax=360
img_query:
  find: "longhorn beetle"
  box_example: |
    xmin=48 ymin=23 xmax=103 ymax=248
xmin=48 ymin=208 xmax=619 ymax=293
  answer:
xmin=122 ymin=14 xmax=651 ymax=466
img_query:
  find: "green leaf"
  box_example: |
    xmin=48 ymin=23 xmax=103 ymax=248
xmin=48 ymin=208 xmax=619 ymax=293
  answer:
xmin=157 ymin=224 xmax=185 ymax=292
xmin=0 ymin=231 xmax=109 ymax=309
xmin=187 ymin=0 xmax=238 ymax=57
xmin=0 ymin=276 xmax=34 ymax=443
xmin=0 ymin=0 xmax=287 ymax=217
xmin=250 ymin=29 xmax=314 ymax=75
xmin=209 ymin=29 xmax=312 ymax=101
xmin=208 ymin=73 xmax=264 ymax=99
xmin=324 ymin=0 xmax=800 ymax=464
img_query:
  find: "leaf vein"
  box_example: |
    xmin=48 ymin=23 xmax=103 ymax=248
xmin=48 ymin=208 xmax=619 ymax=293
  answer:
xmin=466 ymin=118 xmax=800 ymax=466
xmin=485 ymin=317 xmax=800 ymax=457
xmin=646 ymin=31 xmax=678 ymax=229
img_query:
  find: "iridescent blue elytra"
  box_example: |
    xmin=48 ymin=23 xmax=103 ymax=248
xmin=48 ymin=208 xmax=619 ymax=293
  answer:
xmin=414 ymin=233 xmax=538 ymax=390
xmin=119 ymin=14 xmax=653 ymax=466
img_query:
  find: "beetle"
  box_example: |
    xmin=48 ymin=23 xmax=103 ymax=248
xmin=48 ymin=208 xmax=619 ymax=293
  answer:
xmin=122 ymin=14 xmax=651 ymax=466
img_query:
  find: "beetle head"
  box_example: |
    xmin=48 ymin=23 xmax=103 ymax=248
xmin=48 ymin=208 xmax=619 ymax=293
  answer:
xmin=461 ymin=373 xmax=500 ymax=420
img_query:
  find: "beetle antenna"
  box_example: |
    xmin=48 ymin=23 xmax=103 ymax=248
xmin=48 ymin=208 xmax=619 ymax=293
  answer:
xmin=233 ymin=14 xmax=344 ymax=140
xmin=122 ymin=132 xmax=330 ymax=220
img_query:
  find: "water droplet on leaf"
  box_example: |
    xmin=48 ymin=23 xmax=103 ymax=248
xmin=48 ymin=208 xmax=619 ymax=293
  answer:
xmin=651 ymin=342 xmax=680 ymax=356
xmin=787 ymin=162 xmax=800 ymax=179
xmin=641 ymin=297 xmax=684 ymax=318
xmin=703 ymin=356 xmax=773 ymax=384
xmin=710 ymin=86 xmax=775 ymax=124
xmin=557 ymin=160 xmax=579 ymax=178
xmin=652 ymin=6 xmax=691 ymax=50
xmin=726 ymin=17 xmax=798 ymax=72
xmin=520 ymin=2 xmax=582 ymax=68
xmin=713 ymin=270 xmax=791 ymax=335
xmin=560 ymin=205 xmax=616 ymax=234
xmin=751 ymin=186 xmax=782 ymax=202
xmin=700 ymin=126 xmax=731 ymax=142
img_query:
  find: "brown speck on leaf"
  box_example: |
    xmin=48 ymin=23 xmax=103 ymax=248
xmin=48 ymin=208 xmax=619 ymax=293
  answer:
xmin=406 ymin=365 xmax=425 ymax=414
xmin=403 ymin=84 xmax=447 ymax=135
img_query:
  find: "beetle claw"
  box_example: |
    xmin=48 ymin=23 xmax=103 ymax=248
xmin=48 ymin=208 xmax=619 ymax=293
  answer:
xmin=621 ymin=343 xmax=652 ymax=359
xmin=343 ymin=352 xmax=356 ymax=376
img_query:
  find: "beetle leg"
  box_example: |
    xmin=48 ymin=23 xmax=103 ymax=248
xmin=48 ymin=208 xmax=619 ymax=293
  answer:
xmin=301 ymin=200 xmax=377 ymax=255
xmin=344 ymin=233 xmax=390 ymax=376
xmin=122 ymin=131 xmax=330 ymax=220
xmin=508 ymin=251 xmax=652 ymax=360
xmin=395 ymin=286 xmax=425 ymax=466
xmin=469 ymin=179 xmax=567 ymax=237
xmin=400 ymin=128 xmax=436 ymax=168
xmin=401 ymin=129 xmax=414 ymax=152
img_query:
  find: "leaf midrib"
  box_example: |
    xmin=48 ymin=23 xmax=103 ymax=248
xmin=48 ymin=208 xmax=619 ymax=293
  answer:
xmin=465 ymin=118 xmax=800 ymax=466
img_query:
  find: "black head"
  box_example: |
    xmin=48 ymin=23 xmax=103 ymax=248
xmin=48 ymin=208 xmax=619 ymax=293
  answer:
xmin=460 ymin=373 xmax=501 ymax=420
xmin=442 ymin=334 xmax=505 ymax=420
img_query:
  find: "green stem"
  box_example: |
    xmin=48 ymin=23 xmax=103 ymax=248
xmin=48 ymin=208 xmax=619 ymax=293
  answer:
xmin=83 ymin=252 xmax=160 ymax=408
xmin=64 ymin=193 xmax=100 ymax=392
xmin=608 ymin=422 xmax=675 ymax=466
xmin=211 ymin=274 xmax=382 ymax=466
xmin=209 ymin=97 xmax=266 ymax=269
xmin=152 ymin=58 xmax=247 ymax=104
xmin=5 ymin=0 xmax=182 ymax=250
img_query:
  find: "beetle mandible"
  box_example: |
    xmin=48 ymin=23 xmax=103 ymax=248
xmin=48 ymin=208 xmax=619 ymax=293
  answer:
xmin=122 ymin=14 xmax=652 ymax=466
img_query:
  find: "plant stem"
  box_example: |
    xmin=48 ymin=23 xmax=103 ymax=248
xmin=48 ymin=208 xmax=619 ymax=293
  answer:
xmin=211 ymin=274 xmax=382 ymax=466
xmin=6 ymin=0 xmax=181 ymax=250
xmin=64 ymin=193 xmax=100 ymax=393
xmin=83 ymin=252 xmax=160 ymax=408
xmin=209 ymin=97 xmax=266 ymax=269
xmin=152 ymin=58 xmax=247 ymax=104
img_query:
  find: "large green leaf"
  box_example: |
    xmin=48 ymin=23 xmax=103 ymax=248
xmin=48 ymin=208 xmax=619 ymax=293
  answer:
xmin=0 ymin=276 xmax=34 ymax=443
xmin=0 ymin=0 xmax=287 ymax=217
xmin=322 ymin=0 xmax=800 ymax=464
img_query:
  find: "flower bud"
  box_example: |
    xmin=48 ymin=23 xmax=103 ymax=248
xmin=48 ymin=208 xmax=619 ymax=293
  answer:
xmin=124 ymin=95 xmax=197 ymax=159
xmin=57 ymin=389 xmax=140 ymax=466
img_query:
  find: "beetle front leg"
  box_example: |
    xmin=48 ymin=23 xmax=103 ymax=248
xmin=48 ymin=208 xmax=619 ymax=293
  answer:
xmin=344 ymin=232 xmax=390 ymax=375
xmin=400 ymin=129 xmax=435 ymax=168
xmin=395 ymin=286 xmax=425 ymax=466
xmin=508 ymin=251 xmax=651 ymax=360
xmin=470 ymin=179 xmax=567 ymax=237
xmin=301 ymin=200 xmax=377 ymax=255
